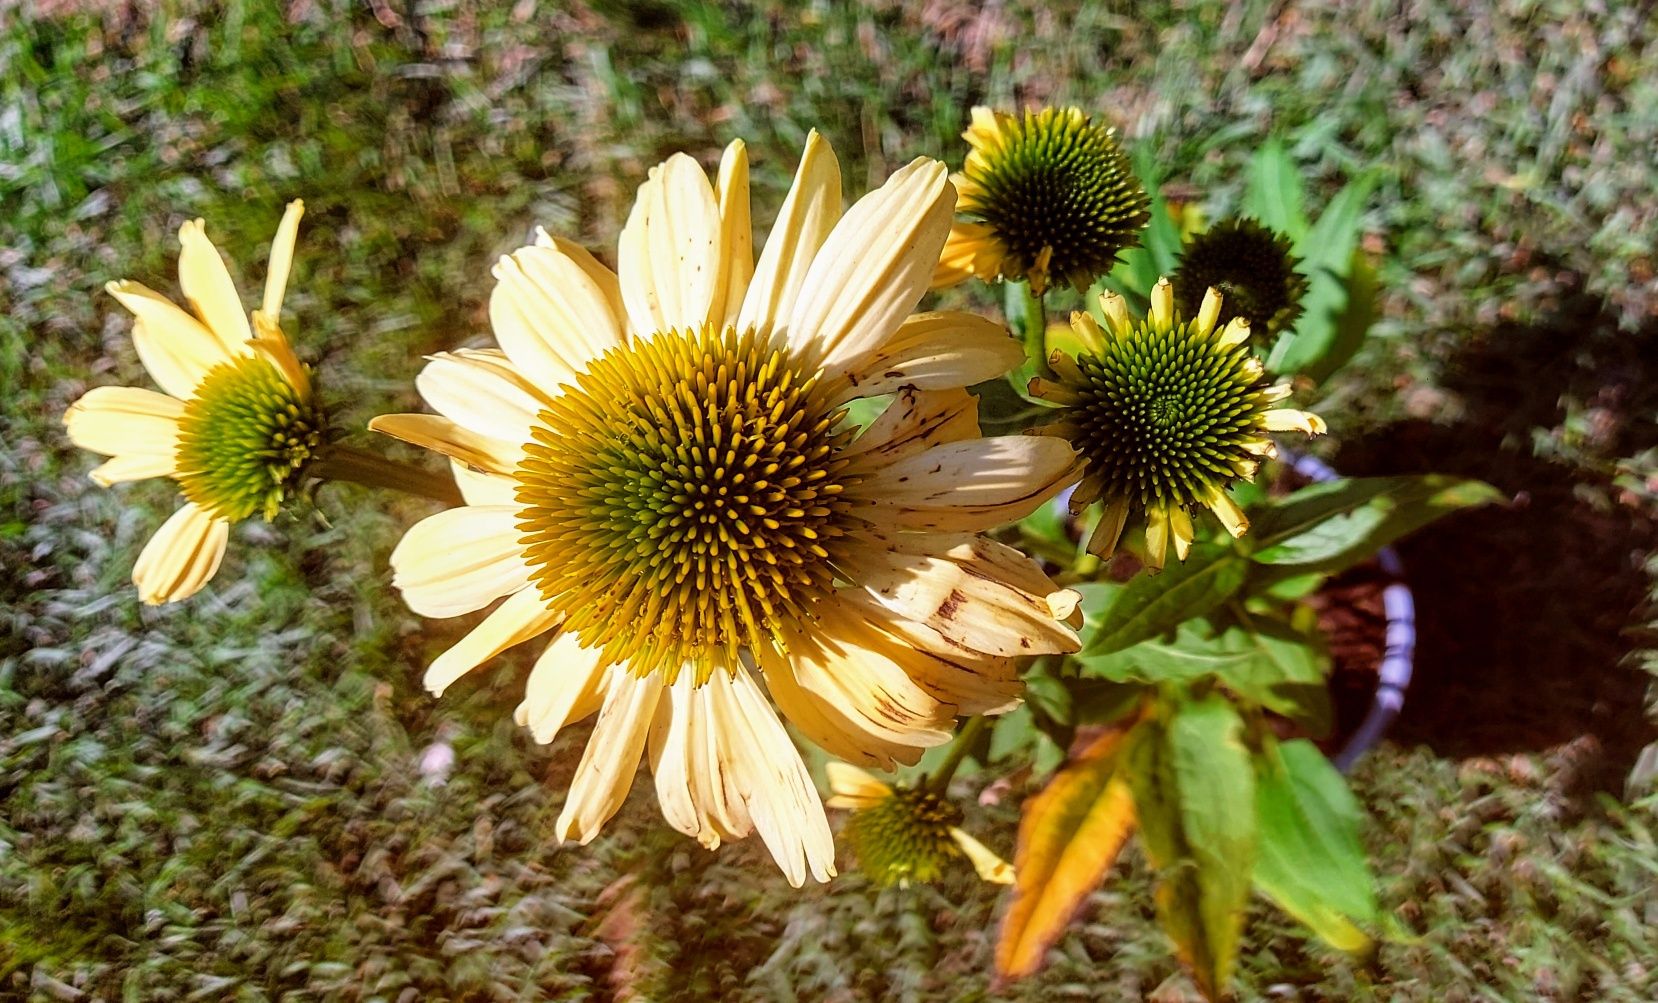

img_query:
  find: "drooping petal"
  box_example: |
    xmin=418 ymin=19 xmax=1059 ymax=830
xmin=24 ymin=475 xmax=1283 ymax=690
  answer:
xmin=262 ymin=199 xmax=305 ymax=320
xmin=930 ymin=221 xmax=1007 ymax=290
xmin=424 ymin=587 xmax=563 ymax=696
xmin=736 ymin=130 xmax=842 ymax=338
xmin=106 ymin=280 xmax=234 ymax=398
xmin=390 ymin=505 xmax=531 ymax=618
xmin=177 ymin=218 xmax=251 ymax=351
xmin=824 ymin=761 xmax=893 ymax=809
xmin=416 ymin=349 xmax=550 ymax=445
xmin=63 ymin=385 xmax=184 ymax=461
xmin=89 ymin=454 xmax=177 ymax=486
xmin=662 ymin=667 xmax=836 ymax=887
xmin=842 ymin=388 xmax=980 ymax=466
xmin=763 ymin=602 xmax=956 ymax=770
xmin=848 ymin=436 xmax=1077 ymax=532
xmin=556 ymin=668 xmax=664 ymax=844
xmin=786 ymin=157 xmax=954 ymax=376
xmin=846 ymin=533 xmax=1080 ymax=658
xmin=490 ymin=244 xmax=626 ymax=387
xmin=949 ymin=827 xmax=1014 ymax=884
xmin=131 ymin=503 xmax=230 ymax=605
xmin=1259 ymin=408 xmax=1327 ymax=435
xmin=368 ymin=413 xmax=521 ymax=476
xmin=514 ymin=630 xmax=610 ymax=744
xmin=830 ymin=311 xmax=1023 ymax=402
xmin=617 ymin=153 xmax=725 ymax=337
xmin=833 ymin=590 xmax=1026 ymax=715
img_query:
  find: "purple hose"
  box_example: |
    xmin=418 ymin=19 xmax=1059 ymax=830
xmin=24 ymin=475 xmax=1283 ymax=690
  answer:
xmin=1281 ymin=450 xmax=1415 ymax=772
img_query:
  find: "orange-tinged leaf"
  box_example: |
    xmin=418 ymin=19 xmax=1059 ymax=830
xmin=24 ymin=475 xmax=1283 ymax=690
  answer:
xmin=995 ymin=726 xmax=1138 ymax=979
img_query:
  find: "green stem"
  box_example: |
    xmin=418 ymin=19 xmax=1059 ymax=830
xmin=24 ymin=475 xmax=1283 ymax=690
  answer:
xmin=1005 ymin=279 xmax=1050 ymax=381
xmin=926 ymin=715 xmax=990 ymax=794
xmin=311 ymin=443 xmax=463 ymax=506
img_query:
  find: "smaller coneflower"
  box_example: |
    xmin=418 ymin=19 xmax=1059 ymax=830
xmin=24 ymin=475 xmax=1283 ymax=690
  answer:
xmin=934 ymin=106 xmax=1150 ymax=295
xmin=826 ymin=761 xmax=1013 ymax=887
xmin=1170 ymin=217 xmax=1308 ymax=337
xmin=1028 ymin=279 xmax=1325 ymax=569
xmin=63 ymin=202 xmax=325 ymax=604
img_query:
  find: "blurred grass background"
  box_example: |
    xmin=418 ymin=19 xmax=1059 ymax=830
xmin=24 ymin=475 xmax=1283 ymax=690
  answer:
xmin=2 ymin=1 xmax=1656 ymax=999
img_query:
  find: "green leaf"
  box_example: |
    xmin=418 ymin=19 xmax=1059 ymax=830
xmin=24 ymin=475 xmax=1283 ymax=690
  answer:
xmin=1254 ymin=737 xmax=1378 ymax=953
xmin=1268 ymin=172 xmax=1378 ymax=378
xmin=1242 ymin=138 xmax=1308 ymax=242
xmin=1302 ymin=249 xmax=1382 ymax=385
xmin=1075 ymin=618 xmax=1331 ymax=732
xmin=1080 ymin=545 xmax=1250 ymax=656
xmin=1169 ymin=695 xmax=1257 ymax=998
xmin=1247 ymin=475 xmax=1503 ymax=576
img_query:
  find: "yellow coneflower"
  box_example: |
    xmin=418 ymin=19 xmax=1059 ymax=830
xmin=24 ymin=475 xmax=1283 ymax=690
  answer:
xmin=934 ymin=106 xmax=1149 ymax=295
xmin=1171 ymin=218 xmax=1308 ymax=337
xmin=371 ymin=133 xmax=1082 ymax=886
xmin=826 ymin=761 xmax=1013 ymax=887
xmin=63 ymin=202 xmax=322 ymax=604
xmin=1029 ymin=279 xmax=1325 ymax=569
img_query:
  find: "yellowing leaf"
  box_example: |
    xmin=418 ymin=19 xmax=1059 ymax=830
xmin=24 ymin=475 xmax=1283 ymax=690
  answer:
xmin=995 ymin=726 xmax=1138 ymax=980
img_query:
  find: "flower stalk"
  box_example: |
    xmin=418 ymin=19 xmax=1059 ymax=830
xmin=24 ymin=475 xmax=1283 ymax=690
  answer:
xmin=311 ymin=443 xmax=463 ymax=506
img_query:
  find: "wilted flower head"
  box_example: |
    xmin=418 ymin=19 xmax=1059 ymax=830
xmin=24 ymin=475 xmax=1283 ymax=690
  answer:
xmin=63 ymin=201 xmax=322 ymax=604
xmin=1029 ymin=279 xmax=1325 ymax=569
xmin=826 ymin=762 xmax=1013 ymax=887
xmin=372 ymin=132 xmax=1082 ymax=886
xmin=934 ymin=106 xmax=1150 ymax=295
xmin=1171 ymin=218 xmax=1308 ymax=337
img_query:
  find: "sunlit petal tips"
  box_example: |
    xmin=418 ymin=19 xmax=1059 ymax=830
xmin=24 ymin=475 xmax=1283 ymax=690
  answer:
xmin=67 ymin=203 xmax=322 ymax=605
xmin=377 ymin=133 xmax=1076 ymax=883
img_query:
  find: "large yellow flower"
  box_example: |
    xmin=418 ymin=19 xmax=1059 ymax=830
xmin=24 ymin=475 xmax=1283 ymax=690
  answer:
xmin=372 ymin=134 xmax=1082 ymax=885
xmin=63 ymin=202 xmax=320 ymax=604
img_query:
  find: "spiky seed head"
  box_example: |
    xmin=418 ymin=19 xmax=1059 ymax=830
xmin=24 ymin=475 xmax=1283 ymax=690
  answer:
xmin=1171 ymin=218 xmax=1308 ymax=336
xmin=844 ymin=785 xmax=966 ymax=886
xmin=956 ymin=107 xmax=1150 ymax=293
xmin=174 ymin=354 xmax=325 ymax=522
xmin=515 ymin=325 xmax=859 ymax=685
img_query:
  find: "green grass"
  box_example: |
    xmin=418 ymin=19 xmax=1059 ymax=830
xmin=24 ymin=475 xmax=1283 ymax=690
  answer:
xmin=2 ymin=1 xmax=1655 ymax=999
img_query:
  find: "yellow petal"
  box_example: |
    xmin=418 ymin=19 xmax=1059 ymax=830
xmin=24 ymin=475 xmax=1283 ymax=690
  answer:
xmin=177 ymin=218 xmax=251 ymax=351
xmin=834 ymin=591 xmax=1026 ymax=715
xmin=1144 ymin=506 xmax=1171 ymax=571
xmin=617 ymin=153 xmax=724 ymax=337
xmin=262 ymin=199 xmax=304 ymax=319
xmin=787 ymin=157 xmax=954 ymax=376
xmin=736 ymin=130 xmax=843 ymax=337
xmin=534 ymin=228 xmax=627 ymax=322
xmin=1260 ymin=408 xmax=1327 ymax=435
xmin=106 ymin=280 xmax=233 ymax=398
xmin=1148 ymin=277 xmax=1175 ymax=331
xmin=89 ymin=454 xmax=176 ymax=486
xmin=390 ymin=505 xmax=530 ymax=618
xmin=416 ymin=349 xmax=549 ymax=445
xmin=1170 ymin=507 xmax=1195 ymax=562
xmin=131 ymin=502 xmax=230 ymax=605
xmin=1085 ymin=495 xmax=1132 ymax=557
xmin=450 ymin=460 xmax=518 ymax=506
xmin=843 ymin=388 xmax=980 ymax=466
xmin=368 ymin=413 xmax=520 ymax=476
xmin=830 ymin=311 xmax=1024 ymax=403
xmin=556 ymin=668 xmax=663 ymax=844
xmin=849 ymin=436 xmax=1077 ymax=533
xmin=490 ymin=244 xmax=625 ymax=387
xmin=1196 ymin=286 xmax=1223 ymax=334
xmin=848 ymin=534 xmax=1081 ymax=657
xmin=63 ymin=385 xmax=183 ymax=461
xmin=711 ymin=139 xmax=753 ymax=327
xmin=1208 ymin=490 xmax=1250 ymax=538
xmin=931 ymin=221 xmax=1007 ymax=290
xmin=425 ymin=587 xmax=562 ymax=696
xmin=249 ymin=313 xmax=309 ymax=398
xmin=514 ymin=630 xmax=609 ymax=743
xmin=950 ymin=827 xmax=1015 ymax=884
xmin=824 ymin=761 xmax=893 ymax=806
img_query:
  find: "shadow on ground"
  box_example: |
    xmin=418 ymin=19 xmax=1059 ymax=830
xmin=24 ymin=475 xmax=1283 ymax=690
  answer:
xmin=1334 ymin=287 xmax=1658 ymax=793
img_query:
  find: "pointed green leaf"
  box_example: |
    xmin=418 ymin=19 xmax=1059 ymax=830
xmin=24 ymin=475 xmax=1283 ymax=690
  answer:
xmin=1254 ymin=737 xmax=1378 ymax=953
xmin=1247 ymin=475 xmax=1503 ymax=577
xmin=1242 ymin=138 xmax=1308 ymax=241
xmin=1080 ymin=545 xmax=1250 ymax=656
